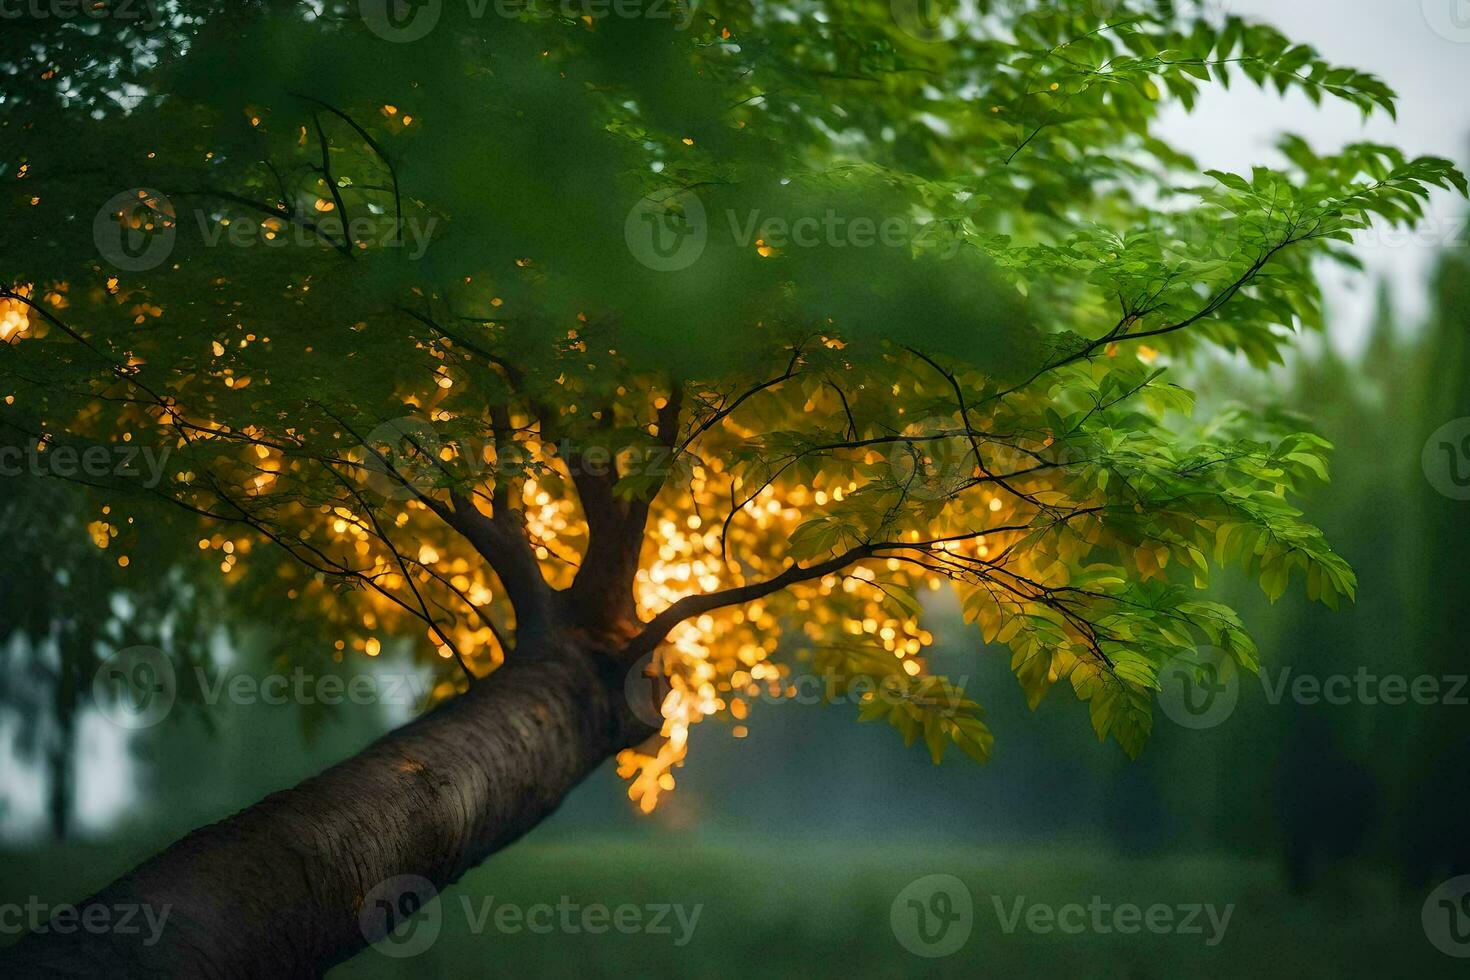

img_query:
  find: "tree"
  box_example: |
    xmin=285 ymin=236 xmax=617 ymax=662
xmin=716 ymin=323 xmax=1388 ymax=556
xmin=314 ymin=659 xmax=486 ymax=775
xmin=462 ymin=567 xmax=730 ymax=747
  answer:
xmin=0 ymin=474 xmax=218 ymax=840
xmin=1394 ymin=231 xmax=1470 ymax=888
xmin=1 ymin=1 xmax=1462 ymax=973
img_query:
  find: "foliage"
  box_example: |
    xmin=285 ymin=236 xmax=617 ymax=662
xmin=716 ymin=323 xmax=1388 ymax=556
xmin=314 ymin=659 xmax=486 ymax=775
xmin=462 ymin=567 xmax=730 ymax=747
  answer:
xmin=0 ymin=1 xmax=1462 ymax=808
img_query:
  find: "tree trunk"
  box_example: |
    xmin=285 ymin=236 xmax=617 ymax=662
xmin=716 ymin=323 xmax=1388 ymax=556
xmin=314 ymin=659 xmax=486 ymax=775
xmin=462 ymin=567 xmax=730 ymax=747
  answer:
xmin=3 ymin=639 xmax=652 ymax=978
xmin=47 ymin=674 xmax=78 ymax=842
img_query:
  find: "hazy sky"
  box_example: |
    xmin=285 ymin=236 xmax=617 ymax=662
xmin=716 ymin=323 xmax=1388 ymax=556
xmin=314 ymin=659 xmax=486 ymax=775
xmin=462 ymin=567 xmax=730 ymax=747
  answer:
xmin=1157 ymin=0 xmax=1470 ymax=349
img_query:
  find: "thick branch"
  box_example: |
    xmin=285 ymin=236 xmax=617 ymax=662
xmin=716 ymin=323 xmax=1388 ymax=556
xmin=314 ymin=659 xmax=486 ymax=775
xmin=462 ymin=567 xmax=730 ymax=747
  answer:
xmin=2 ymin=639 xmax=651 ymax=978
xmin=446 ymin=491 xmax=556 ymax=642
xmin=622 ymin=545 xmax=875 ymax=662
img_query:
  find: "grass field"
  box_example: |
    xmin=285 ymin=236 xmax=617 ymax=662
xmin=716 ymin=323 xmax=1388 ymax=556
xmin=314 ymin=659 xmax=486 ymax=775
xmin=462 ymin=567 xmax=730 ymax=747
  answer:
xmin=3 ymin=837 xmax=1456 ymax=978
xmin=333 ymin=841 xmax=1454 ymax=979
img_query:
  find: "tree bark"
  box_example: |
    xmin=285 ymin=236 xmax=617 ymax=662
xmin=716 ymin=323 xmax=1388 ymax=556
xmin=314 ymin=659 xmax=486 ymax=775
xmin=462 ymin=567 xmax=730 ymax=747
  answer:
xmin=3 ymin=639 xmax=653 ymax=978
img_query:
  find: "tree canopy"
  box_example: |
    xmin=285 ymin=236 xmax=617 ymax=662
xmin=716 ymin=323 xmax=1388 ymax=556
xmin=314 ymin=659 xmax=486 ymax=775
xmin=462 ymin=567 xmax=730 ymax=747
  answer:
xmin=2 ymin=0 xmax=1463 ymax=811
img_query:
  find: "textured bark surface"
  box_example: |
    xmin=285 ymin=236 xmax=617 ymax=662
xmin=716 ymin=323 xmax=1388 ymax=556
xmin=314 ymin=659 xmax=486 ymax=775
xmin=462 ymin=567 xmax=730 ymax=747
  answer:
xmin=2 ymin=640 xmax=652 ymax=978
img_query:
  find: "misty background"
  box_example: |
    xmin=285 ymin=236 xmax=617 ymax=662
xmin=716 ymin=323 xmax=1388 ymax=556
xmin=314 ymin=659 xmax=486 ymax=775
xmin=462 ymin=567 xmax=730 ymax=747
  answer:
xmin=3 ymin=4 xmax=1469 ymax=977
